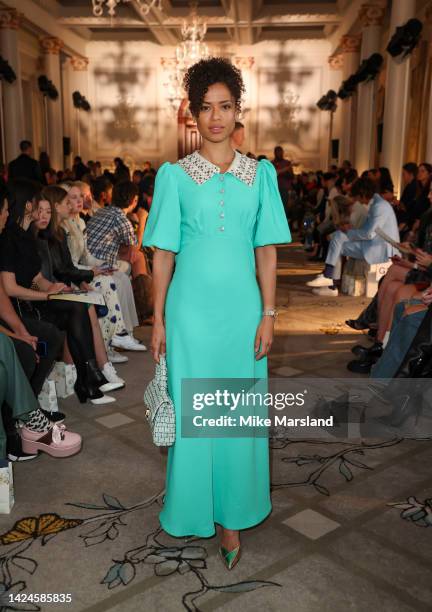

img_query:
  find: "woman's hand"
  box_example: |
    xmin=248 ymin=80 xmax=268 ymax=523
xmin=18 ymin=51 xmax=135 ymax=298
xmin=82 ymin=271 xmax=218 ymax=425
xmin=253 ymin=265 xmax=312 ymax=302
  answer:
xmin=254 ymin=317 xmax=274 ymax=360
xmin=80 ymin=281 xmax=92 ymax=292
xmin=415 ymin=249 xmax=432 ymax=268
xmin=151 ymin=319 xmax=166 ymax=363
xmin=10 ymin=332 xmax=38 ymax=352
xmin=92 ymin=266 xmax=111 ymax=277
xmin=390 ymin=255 xmax=413 ymax=269
xmin=47 ymin=282 xmax=68 ymax=295
xmin=421 ymin=287 xmax=432 ymax=305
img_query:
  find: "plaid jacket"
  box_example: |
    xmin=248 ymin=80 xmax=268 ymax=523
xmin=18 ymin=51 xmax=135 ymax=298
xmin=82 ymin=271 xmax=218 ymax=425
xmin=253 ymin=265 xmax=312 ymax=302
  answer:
xmin=87 ymin=206 xmax=137 ymax=266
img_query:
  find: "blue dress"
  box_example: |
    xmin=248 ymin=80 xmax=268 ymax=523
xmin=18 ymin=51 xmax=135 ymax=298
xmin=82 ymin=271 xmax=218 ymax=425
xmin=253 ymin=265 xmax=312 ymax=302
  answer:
xmin=143 ymin=150 xmax=291 ymax=537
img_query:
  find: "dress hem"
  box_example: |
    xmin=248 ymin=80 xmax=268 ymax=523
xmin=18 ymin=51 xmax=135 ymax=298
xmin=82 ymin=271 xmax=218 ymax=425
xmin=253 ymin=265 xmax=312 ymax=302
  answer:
xmin=159 ymin=504 xmax=272 ymax=539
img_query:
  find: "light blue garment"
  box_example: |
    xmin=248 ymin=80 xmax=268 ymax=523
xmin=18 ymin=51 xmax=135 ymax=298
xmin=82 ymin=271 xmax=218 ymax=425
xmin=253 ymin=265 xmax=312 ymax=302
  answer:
xmin=143 ymin=152 xmax=291 ymax=537
xmin=346 ymin=193 xmax=400 ymax=264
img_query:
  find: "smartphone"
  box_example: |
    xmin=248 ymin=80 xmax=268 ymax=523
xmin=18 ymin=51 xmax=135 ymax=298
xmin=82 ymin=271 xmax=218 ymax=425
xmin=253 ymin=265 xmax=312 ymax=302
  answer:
xmin=36 ymin=340 xmax=48 ymax=358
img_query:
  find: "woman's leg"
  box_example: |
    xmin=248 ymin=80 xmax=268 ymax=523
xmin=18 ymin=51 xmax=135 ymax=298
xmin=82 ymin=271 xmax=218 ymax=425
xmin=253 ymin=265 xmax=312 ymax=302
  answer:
xmin=43 ymin=301 xmax=95 ymax=365
xmin=91 ymin=275 xmax=126 ymax=347
xmin=19 ymin=318 xmax=64 ymax=396
xmin=112 ymin=271 xmax=139 ymax=334
xmin=87 ymin=305 xmax=109 ymax=368
xmin=377 ymin=272 xmax=410 ymax=342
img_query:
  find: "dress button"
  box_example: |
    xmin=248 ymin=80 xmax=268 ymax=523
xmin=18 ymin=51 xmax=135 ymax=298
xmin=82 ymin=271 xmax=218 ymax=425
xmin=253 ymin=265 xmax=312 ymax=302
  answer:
xmin=220 ymin=188 xmax=225 ymax=194
xmin=219 ymin=226 xmax=225 ymax=232
xmin=219 ymin=200 xmax=224 ymax=206
xmin=219 ymin=176 xmax=224 ymax=182
xmin=220 ymin=212 xmax=225 ymax=218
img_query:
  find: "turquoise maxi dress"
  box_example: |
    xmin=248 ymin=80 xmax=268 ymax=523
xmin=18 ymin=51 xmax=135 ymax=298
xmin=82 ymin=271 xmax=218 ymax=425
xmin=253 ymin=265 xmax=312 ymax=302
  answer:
xmin=143 ymin=150 xmax=291 ymax=537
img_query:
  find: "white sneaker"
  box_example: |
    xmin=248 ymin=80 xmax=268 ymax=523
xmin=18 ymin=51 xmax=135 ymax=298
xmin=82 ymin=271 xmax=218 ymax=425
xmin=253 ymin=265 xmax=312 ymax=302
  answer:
xmin=111 ymin=334 xmax=147 ymax=352
xmin=306 ymin=274 xmax=334 ymax=288
xmin=102 ymin=362 xmax=125 ymax=388
xmin=90 ymin=394 xmax=116 ymax=405
xmin=107 ymin=348 xmax=128 ymax=364
xmin=312 ymin=286 xmax=339 ymax=297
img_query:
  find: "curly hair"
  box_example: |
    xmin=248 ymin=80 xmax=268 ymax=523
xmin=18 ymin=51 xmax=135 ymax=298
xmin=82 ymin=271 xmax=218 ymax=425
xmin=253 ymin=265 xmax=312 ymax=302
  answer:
xmin=183 ymin=57 xmax=245 ymax=117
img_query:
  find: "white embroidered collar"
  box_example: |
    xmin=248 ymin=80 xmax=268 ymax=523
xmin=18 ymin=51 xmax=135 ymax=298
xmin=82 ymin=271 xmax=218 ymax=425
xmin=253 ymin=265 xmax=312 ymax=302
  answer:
xmin=177 ymin=149 xmax=258 ymax=187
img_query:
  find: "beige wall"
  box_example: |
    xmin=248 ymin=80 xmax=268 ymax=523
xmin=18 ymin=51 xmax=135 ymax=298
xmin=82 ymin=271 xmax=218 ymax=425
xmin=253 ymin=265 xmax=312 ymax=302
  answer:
xmin=85 ymin=38 xmax=332 ymax=170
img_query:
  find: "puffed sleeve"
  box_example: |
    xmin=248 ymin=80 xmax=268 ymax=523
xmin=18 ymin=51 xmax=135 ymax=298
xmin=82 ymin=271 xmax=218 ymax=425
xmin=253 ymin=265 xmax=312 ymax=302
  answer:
xmin=253 ymin=159 xmax=292 ymax=248
xmin=142 ymin=162 xmax=181 ymax=253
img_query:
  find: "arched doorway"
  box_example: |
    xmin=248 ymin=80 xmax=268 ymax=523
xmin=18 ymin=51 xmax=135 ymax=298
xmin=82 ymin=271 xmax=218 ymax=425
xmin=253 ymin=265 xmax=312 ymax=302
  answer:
xmin=178 ymin=98 xmax=201 ymax=159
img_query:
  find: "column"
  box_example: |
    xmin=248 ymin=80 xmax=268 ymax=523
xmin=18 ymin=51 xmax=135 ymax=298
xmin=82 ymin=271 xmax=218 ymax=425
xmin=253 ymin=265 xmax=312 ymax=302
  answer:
xmin=381 ymin=0 xmax=416 ymax=196
xmin=39 ymin=36 xmax=64 ymax=171
xmin=424 ymin=5 xmax=432 ymax=163
xmin=328 ymin=54 xmax=343 ymax=164
xmin=0 ymin=8 xmax=25 ymax=162
xmin=355 ymin=3 xmax=385 ymax=174
xmin=338 ymin=34 xmax=361 ymax=165
xmin=68 ymin=56 xmax=90 ymax=163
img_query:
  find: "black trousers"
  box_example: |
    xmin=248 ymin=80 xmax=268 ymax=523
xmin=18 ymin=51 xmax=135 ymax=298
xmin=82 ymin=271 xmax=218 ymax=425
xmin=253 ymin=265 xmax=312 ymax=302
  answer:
xmin=0 ymin=316 xmax=64 ymax=397
xmin=39 ymin=300 xmax=96 ymax=366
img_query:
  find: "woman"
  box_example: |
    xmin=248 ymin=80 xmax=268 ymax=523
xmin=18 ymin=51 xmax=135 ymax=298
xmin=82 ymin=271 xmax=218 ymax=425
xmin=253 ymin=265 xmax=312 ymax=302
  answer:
xmin=60 ymin=181 xmax=144 ymax=356
xmin=407 ymin=162 xmax=432 ymax=231
xmin=0 ymin=179 xmax=114 ymax=405
xmin=143 ymin=58 xmax=291 ymax=569
xmin=35 ymin=186 xmax=124 ymax=392
xmin=375 ymin=184 xmax=432 ymax=346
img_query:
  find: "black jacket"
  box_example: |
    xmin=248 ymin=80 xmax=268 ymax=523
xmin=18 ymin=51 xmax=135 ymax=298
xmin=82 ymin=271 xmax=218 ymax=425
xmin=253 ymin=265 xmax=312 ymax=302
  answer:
xmin=38 ymin=232 xmax=94 ymax=287
xmin=8 ymin=154 xmax=43 ymax=183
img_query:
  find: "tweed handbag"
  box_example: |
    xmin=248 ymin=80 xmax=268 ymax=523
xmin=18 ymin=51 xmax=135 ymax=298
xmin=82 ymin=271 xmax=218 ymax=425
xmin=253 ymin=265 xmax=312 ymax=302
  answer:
xmin=143 ymin=355 xmax=176 ymax=446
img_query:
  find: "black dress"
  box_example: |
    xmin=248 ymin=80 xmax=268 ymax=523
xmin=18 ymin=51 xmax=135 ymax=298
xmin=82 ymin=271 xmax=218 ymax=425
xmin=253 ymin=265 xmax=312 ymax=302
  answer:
xmin=0 ymin=224 xmax=95 ymax=366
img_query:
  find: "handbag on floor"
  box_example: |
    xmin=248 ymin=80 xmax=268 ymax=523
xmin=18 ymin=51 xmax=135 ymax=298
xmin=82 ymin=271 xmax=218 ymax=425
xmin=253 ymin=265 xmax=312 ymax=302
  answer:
xmin=143 ymin=354 xmax=175 ymax=447
xmin=0 ymin=460 xmax=14 ymax=514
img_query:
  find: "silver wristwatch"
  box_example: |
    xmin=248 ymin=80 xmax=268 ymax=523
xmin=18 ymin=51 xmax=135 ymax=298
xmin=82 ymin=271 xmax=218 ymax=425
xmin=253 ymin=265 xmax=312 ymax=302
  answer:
xmin=262 ymin=309 xmax=278 ymax=319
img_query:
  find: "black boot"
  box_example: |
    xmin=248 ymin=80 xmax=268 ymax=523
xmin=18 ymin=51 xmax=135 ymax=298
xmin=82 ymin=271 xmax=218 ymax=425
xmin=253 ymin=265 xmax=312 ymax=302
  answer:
xmin=351 ymin=342 xmax=383 ymax=359
xmin=74 ymin=360 xmax=106 ymax=404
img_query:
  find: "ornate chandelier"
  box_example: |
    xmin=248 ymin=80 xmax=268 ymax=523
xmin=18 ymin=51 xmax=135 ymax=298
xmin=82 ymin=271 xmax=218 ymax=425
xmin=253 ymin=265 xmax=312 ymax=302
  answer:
xmin=175 ymin=2 xmax=209 ymax=67
xmin=92 ymin=0 xmax=162 ymax=17
xmin=162 ymin=2 xmax=209 ymax=112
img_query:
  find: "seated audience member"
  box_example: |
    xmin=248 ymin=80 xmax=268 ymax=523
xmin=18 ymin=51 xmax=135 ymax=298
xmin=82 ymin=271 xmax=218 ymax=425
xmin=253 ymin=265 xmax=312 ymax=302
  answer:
xmin=93 ymin=176 xmax=113 ymax=210
xmin=82 ymin=179 xmax=138 ymax=273
xmin=114 ymin=157 xmax=130 ymax=183
xmin=34 ymin=187 xmax=125 ymax=390
xmin=347 ymin=183 xmax=432 ymax=374
xmin=0 ymin=179 xmax=115 ymax=406
xmin=58 ymin=182 xmax=144 ymax=354
xmin=39 ymin=152 xmax=55 ymax=186
xmin=0 ymin=333 xmax=82 ymax=459
xmin=72 ymin=156 xmax=89 ymax=181
xmin=406 ymin=162 xmax=432 ymax=232
xmin=0 ymin=183 xmax=64 ymax=413
xmin=231 ymin=121 xmax=245 ymax=153
xmin=396 ymin=162 xmax=418 ymax=230
xmin=8 ymin=140 xmax=43 ymax=183
xmin=307 ymin=177 xmax=399 ymax=297
xmin=87 ymin=181 xmax=153 ymax=323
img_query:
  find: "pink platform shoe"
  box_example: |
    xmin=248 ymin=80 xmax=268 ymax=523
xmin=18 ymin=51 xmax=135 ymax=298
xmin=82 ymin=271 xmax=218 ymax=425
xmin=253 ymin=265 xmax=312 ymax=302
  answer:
xmin=20 ymin=424 xmax=82 ymax=458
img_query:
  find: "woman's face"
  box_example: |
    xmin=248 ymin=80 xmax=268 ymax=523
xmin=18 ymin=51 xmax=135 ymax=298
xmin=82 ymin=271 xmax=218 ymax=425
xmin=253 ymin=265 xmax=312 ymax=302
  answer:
xmin=68 ymin=186 xmax=83 ymax=214
xmin=0 ymin=200 xmax=8 ymax=233
xmin=35 ymin=200 xmax=51 ymax=230
xmin=418 ymin=165 xmax=430 ymax=184
xmin=195 ymin=82 xmax=236 ymax=144
xmin=55 ymin=196 xmax=71 ymax=220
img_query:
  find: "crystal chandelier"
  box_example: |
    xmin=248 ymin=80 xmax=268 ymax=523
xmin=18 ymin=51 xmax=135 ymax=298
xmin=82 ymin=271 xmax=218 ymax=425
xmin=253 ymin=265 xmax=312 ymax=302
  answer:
xmin=175 ymin=2 xmax=209 ymax=68
xmin=162 ymin=2 xmax=209 ymax=112
xmin=92 ymin=0 xmax=162 ymax=17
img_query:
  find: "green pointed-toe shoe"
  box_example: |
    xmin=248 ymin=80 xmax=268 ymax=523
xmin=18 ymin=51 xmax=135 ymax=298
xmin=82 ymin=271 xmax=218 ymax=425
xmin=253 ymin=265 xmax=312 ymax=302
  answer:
xmin=219 ymin=545 xmax=241 ymax=570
